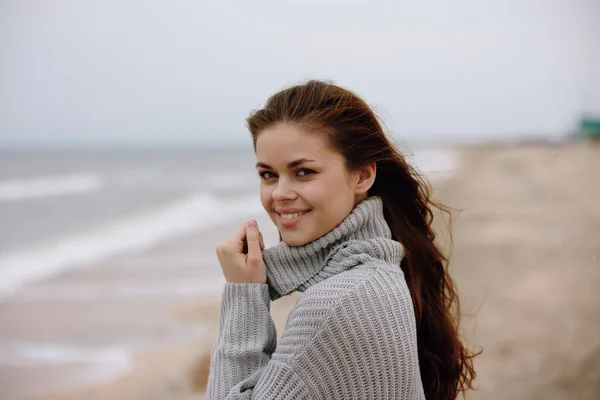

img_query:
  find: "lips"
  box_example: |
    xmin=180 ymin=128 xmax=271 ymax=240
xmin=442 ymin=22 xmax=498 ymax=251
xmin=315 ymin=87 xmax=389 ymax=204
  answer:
xmin=277 ymin=210 xmax=311 ymax=228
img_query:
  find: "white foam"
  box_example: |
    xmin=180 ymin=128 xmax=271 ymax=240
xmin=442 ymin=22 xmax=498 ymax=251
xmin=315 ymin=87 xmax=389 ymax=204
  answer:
xmin=0 ymin=173 xmax=105 ymax=202
xmin=0 ymin=340 xmax=132 ymax=386
xmin=12 ymin=278 xmax=227 ymax=302
xmin=407 ymin=149 xmax=459 ymax=180
xmin=0 ymin=340 xmax=129 ymax=367
xmin=0 ymin=193 xmax=264 ymax=298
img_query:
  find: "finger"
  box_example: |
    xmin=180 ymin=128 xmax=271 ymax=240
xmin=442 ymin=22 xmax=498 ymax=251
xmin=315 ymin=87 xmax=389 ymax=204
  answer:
xmin=245 ymin=220 xmax=263 ymax=260
xmin=229 ymin=223 xmax=247 ymax=253
xmin=259 ymin=231 xmax=265 ymax=250
xmin=232 ymin=223 xmax=247 ymax=240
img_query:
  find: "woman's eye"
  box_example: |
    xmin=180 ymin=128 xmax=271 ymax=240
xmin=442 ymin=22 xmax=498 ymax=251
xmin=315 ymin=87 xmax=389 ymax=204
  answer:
xmin=296 ymin=168 xmax=315 ymax=177
xmin=259 ymin=169 xmax=314 ymax=180
xmin=259 ymin=171 xmax=276 ymax=180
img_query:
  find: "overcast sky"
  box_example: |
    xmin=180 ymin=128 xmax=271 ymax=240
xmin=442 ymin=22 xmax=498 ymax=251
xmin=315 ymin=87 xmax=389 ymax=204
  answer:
xmin=0 ymin=0 xmax=598 ymax=149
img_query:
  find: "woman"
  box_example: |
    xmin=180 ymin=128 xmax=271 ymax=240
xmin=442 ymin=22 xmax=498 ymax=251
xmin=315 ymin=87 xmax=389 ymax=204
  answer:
xmin=207 ymin=80 xmax=477 ymax=399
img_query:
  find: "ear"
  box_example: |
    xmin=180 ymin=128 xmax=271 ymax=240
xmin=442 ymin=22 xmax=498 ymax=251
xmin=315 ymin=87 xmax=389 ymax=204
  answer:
xmin=354 ymin=162 xmax=376 ymax=195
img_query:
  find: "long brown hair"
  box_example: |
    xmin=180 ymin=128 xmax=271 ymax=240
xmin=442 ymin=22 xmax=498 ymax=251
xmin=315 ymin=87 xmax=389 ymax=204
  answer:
xmin=246 ymin=80 xmax=478 ymax=399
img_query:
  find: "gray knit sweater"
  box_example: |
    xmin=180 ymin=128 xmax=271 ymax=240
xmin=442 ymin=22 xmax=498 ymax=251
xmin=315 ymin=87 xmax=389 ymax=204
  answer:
xmin=207 ymin=196 xmax=425 ymax=399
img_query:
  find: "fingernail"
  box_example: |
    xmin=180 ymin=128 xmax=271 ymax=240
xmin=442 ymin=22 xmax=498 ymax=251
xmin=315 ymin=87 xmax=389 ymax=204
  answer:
xmin=247 ymin=220 xmax=257 ymax=228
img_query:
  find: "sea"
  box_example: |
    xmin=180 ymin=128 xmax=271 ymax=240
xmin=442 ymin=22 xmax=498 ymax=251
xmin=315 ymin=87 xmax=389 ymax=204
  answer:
xmin=0 ymin=147 xmax=457 ymax=298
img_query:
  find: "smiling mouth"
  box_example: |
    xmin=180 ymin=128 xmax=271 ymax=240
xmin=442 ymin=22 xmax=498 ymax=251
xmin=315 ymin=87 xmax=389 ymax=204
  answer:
xmin=278 ymin=210 xmax=310 ymax=219
xmin=276 ymin=210 xmax=311 ymax=227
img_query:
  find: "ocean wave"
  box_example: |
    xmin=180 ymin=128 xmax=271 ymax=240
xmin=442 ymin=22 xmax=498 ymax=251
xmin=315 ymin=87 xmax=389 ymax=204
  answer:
xmin=0 ymin=193 xmax=264 ymax=298
xmin=407 ymin=149 xmax=459 ymax=179
xmin=0 ymin=340 xmax=132 ymax=391
xmin=0 ymin=340 xmax=131 ymax=367
xmin=12 ymin=278 xmax=226 ymax=302
xmin=0 ymin=173 xmax=105 ymax=202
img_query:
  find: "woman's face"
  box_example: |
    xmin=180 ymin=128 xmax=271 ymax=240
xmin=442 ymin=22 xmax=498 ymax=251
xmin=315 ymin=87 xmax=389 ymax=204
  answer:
xmin=255 ymin=122 xmax=373 ymax=246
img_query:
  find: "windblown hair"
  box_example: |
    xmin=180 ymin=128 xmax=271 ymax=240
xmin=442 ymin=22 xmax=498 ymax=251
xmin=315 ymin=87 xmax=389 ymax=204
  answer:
xmin=246 ymin=80 xmax=478 ymax=399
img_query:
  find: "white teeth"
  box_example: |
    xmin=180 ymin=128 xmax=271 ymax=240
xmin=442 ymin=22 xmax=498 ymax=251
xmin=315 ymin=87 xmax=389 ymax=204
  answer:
xmin=280 ymin=211 xmax=307 ymax=220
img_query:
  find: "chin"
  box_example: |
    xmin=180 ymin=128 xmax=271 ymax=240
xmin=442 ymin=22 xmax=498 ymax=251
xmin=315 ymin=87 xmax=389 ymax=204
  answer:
xmin=280 ymin=232 xmax=311 ymax=247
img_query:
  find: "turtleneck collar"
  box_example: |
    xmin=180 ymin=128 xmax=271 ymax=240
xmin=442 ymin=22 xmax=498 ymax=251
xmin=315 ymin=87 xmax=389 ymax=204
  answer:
xmin=262 ymin=196 xmax=404 ymax=301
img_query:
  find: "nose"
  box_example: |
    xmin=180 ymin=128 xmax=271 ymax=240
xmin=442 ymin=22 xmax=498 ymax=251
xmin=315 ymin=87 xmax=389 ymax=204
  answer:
xmin=272 ymin=178 xmax=297 ymax=202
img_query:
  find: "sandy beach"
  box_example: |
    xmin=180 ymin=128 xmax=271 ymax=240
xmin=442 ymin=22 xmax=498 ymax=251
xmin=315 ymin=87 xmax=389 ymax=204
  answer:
xmin=1 ymin=144 xmax=599 ymax=400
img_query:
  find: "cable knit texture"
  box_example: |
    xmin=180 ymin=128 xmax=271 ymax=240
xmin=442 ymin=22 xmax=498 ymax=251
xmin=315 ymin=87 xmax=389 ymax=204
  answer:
xmin=207 ymin=196 xmax=425 ymax=399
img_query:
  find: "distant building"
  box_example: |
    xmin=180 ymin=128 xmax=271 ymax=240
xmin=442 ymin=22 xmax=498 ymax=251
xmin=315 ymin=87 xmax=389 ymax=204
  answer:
xmin=577 ymin=115 xmax=600 ymax=143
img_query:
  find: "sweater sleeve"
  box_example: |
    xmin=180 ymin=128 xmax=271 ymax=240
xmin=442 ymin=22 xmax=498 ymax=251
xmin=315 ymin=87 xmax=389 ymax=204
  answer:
xmin=206 ymin=283 xmax=312 ymax=400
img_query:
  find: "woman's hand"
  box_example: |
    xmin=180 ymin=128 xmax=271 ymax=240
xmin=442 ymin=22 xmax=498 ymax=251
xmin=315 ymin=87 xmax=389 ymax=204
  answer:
xmin=216 ymin=220 xmax=266 ymax=284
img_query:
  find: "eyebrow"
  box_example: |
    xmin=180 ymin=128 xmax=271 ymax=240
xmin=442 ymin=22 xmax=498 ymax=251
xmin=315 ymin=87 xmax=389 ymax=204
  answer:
xmin=255 ymin=158 xmax=317 ymax=169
